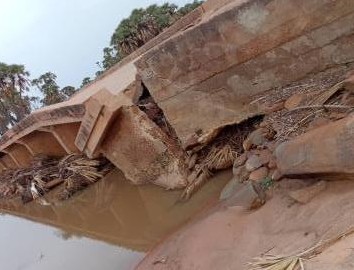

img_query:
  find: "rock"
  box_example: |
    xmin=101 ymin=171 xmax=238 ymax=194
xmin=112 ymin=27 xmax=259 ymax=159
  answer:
xmin=284 ymin=93 xmax=305 ymax=110
xmin=245 ymin=155 xmax=263 ymax=172
xmin=258 ymin=149 xmax=272 ymax=166
xmin=268 ymin=159 xmax=277 ymax=169
xmin=233 ymin=153 xmax=247 ymax=168
xmin=243 ymin=128 xmax=269 ymax=150
xmin=249 ymin=167 xmax=268 ymax=182
xmin=239 ymin=167 xmax=251 ymax=182
xmin=288 ymin=181 xmax=327 ymax=204
xmin=271 ymin=169 xmax=282 ymax=181
xmin=276 ymin=116 xmax=354 ymax=176
xmin=219 ymin=179 xmax=242 ymax=200
xmin=233 ymin=165 xmax=250 ymax=183
xmin=226 ymin=181 xmax=266 ymax=210
xmin=232 ymin=165 xmax=242 ymax=177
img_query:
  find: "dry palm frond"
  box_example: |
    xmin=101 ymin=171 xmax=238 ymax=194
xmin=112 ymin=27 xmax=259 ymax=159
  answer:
xmin=57 ymin=154 xmax=112 ymax=200
xmin=308 ymin=80 xmax=345 ymax=105
xmin=58 ymin=154 xmax=104 ymax=182
xmin=249 ymin=225 xmax=354 ymax=270
xmin=181 ymin=166 xmax=212 ymax=200
xmin=181 ymin=144 xmax=236 ymax=200
xmin=249 ymin=255 xmax=304 ymax=270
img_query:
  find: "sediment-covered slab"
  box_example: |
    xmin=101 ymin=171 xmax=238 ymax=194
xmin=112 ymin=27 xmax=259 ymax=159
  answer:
xmin=136 ymin=0 xmax=354 ymax=147
xmin=101 ymin=106 xmax=187 ymax=189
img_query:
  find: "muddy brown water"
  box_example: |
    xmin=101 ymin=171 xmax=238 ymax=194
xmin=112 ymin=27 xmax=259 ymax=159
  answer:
xmin=0 ymin=169 xmax=232 ymax=270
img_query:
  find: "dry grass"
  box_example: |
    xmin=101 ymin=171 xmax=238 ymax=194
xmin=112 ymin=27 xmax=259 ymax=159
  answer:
xmin=203 ymin=145 xmax=237 ymax=170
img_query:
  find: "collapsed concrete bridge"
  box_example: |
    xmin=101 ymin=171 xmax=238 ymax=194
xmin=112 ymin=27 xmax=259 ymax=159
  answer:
xmin=0 ymin=0 xmax=353 ymax=189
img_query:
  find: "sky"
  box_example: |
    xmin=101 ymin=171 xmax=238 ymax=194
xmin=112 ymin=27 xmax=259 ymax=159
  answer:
xmin=0 ymin=0 xmax=193 ymax=89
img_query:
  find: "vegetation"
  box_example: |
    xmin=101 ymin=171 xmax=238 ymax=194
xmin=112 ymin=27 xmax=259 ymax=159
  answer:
xmin=0 ymin=1 xmax=202 ymax=135
xmin=0 ymin=63 xmax=35 ymax=135
xmin=32 ymin=72 xmax=78 ymax=106
xmin=97 ymin=1 xmax=203 ymax=72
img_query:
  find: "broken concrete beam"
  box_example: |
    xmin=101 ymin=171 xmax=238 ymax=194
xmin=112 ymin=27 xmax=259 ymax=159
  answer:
xmin=100 ymin=106 xmax=187 ymax=189
xmin=75 ymin=89 xmax=133 ymax=158
xmin=136 ymin=0 xmax=354 ymax=147
xmin=276 ymin=116 xmax=354 ymax=176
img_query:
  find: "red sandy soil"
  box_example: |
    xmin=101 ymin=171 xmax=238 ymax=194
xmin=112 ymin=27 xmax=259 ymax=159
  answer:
xmin=137 ymin=179 xmax=354 ymax=270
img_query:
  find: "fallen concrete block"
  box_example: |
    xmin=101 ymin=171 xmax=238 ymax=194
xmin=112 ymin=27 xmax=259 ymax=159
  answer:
xmin=100 ymin=106 xmax=188 ymax=189
xmin=276 ymin=116 xmax=354 ymax=176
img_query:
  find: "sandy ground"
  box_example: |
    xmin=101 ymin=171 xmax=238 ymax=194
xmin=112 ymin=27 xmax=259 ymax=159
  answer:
xmin=137 ymin=179 xmax=354 ymax=270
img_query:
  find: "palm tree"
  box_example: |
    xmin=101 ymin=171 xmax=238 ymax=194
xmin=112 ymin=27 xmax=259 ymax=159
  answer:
xmin=0 ymin=62 xmax=32 ymax=135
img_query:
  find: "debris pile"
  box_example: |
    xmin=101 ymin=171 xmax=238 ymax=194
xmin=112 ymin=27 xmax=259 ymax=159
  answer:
xmin=0 ymin=154 xmax=113 ymax=204
xmin=229 ymin=66 xmax=354 ymax=208
xmin=182 ymin=65 xmax=354 ymax=207
xmin=57 ymin=154 xmax=113 ymax=200
xmin=181 ymin=117 xmax=263 ymax=200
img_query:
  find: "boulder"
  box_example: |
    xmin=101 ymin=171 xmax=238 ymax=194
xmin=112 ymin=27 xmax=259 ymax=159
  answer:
xmin=271 ymin=169 xmax=282 ymax=181
xmin=219 ymin=179 xmax=242 ymax=201
xmin=249 ymin=167 xmax=268 ymax=182
xmin=233 ymin=153 xmax=247 ymax=168
xmin=276 ymin=116 xmax=354 ymax=176
xmin=243 ymin=128 xmax=270 ymax=150
xmin=225 ymin=182 xmax=266 ymax=210
xmin=258 ymin=149 xmax=272 ymax=166
xmin=245 ymin=155 xmax=262 ymax=172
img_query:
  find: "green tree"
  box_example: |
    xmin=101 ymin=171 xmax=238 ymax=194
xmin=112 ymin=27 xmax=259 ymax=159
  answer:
xmin=81 ymin=77 xmax=92 ymax=88
xmin=176 ymin=0 xmax=203 ymax=17
xmin=61 ymin=86 xmax=77 ymax=97
xmin=0 ymin=62 xmax=34 ymax=135
xmin=32 ymin=72 xmax=65 ymax=106
xmin=32 ymin=72 xmax=76 ymax=106
xmin=101 ymin=47 xmax=121 ymax=71
xmin=97 ymin=1 xmax=203 ymax=74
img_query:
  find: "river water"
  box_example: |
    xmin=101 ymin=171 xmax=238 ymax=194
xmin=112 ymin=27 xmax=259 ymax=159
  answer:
xmin=0 ymin=169 xmax=231 ymax=270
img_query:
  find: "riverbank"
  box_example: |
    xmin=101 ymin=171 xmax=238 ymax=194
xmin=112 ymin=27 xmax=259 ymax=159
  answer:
xmin=137 ymin=179 xmax=354 ymax=269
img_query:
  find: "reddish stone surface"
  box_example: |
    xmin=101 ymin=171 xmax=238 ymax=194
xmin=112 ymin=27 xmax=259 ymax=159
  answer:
xmin=136 ymin=0 xmax=354 ymax=146
xmin=276 ymin=115 xmax=354 ymax=176
xmin=249 ymin=167 xmax=268 ymax=181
